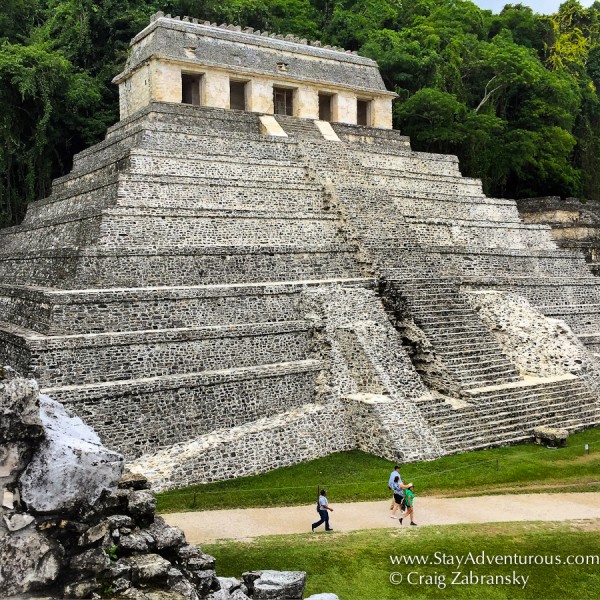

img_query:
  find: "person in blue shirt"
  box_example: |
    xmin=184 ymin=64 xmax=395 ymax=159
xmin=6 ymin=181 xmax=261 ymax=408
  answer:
xmin=311 ymin=489 xmax=334 ymax=532
xmin=390 ymin=475 xmax=405 ymax=518
xmin=388 ymin=465 xmax=410 ymax=514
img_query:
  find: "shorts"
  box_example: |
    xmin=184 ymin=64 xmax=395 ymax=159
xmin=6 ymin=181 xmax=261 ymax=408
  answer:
xmin=393 ymin=493 xmax=403 ymax=504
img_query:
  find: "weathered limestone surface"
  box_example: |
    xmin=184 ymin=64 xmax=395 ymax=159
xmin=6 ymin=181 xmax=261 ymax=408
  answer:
xmin=1 ymin=372 xmax=330 ymax=599
xmin=533 ymin=425 xmax=569 ymax=447
xmin=517 ymin=196 xmax=600 ymax=275
xmin=19 ymin=394 xmax=124 ymax=514
xmin=1 ymin=20 xmax=600 ymax=489
xmin=463 ymin=291 xmax=589 ymax=377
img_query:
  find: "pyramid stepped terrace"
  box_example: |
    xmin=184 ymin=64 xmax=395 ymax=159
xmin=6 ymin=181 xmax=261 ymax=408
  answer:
xmin=0 ymin=13 xmax=598 ymax=487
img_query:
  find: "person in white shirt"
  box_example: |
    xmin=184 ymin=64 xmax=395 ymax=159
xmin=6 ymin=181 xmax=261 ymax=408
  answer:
xmin=311 ymin=489 xmax=334 ymax=532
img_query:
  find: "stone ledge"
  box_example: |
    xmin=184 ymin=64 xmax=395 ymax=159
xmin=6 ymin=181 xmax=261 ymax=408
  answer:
xmin=403 ymin=216 xmax=551 ymax=231
xmin=463 ymin=373 xmax=577 ymax=395
xmin=41 ymin=359 xmax=323 ymax=399
xmin=0 ymin=277 xmax=373 ymax=303
xmin=101 ymin=206 xmax=339 ymax=221
xmin=0 ymin=242 xmax=359 ymax=260
xmin=0 ymin=319 xmax=312 ymax=348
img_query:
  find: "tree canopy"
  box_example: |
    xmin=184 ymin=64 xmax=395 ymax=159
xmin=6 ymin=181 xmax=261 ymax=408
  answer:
xmin=1 ymin=0 xmax=600 ymax=226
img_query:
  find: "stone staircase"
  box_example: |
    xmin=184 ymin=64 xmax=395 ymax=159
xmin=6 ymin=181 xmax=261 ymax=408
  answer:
xmin=274 ymin=115 xmax=324 ymax=140
xmin=0 ymin=104 xmax=375 ymax=460
xmin=389 ymin=280 xmax=522 ymax=391
xmin=416 ymin=375 xmax=599 ymax=453
xmin=292 ymin=121 xmax=600 ymax=449
xmin=1 ymin=106 xmax=599 ymax=474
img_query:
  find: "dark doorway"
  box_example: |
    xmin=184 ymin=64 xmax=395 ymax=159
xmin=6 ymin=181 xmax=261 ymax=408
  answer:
xmin=230 ymin=81 xmax=247 ymax=110
xmin=182 ymin=74 xmax=202 ymax=106
xmin=318 ymin=93 xmax=332 ymax=121
xmin=357 ymin=100 xmax=371 ymax=126
xmin=273 ymin=87 xmax=294 ymax=116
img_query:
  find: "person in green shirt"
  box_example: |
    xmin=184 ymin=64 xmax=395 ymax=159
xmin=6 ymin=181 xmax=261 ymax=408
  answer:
xmin=399 ymin=483 xmax=417 ymax=527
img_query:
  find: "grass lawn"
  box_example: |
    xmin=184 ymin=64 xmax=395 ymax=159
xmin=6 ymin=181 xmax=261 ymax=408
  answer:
xmin=203 ymin=520 xmax=600 ymax=599
xmin=156 ymin=427 xmax=600 ymax=513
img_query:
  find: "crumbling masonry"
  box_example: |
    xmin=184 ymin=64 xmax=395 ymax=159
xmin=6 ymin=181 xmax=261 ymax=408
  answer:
xmin=1 ymin=14 xmax=599 ymax=489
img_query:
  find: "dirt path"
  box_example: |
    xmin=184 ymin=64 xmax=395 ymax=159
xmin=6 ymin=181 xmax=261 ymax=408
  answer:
xmin=163 ymin=492 xmax=600 ymax=543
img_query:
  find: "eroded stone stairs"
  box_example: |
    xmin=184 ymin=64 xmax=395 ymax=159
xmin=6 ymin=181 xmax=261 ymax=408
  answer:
xmin=416 ymin=375 xmax=599 ymax=453
xmin=389 ymin=280 xmax=522 ymax=390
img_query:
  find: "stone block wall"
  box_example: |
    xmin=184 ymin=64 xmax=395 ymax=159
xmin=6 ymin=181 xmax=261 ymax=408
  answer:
xmin=1 ymin=103 xmax=600 ymax=490
xmin=517 ymin=196 xmax=600 ymax=275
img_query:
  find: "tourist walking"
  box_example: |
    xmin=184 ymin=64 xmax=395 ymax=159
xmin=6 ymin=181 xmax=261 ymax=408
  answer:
xmin=388 ymin=465 xmax=400 ymax=509
xmin=312 ymin=489 xmax=334 ymax=532
xmin=398 ymin=483 xmax=417 ymax=526
xmin=390 ymin=476 xmax=405 ymax=518
xmin=388 ymin=465 xmax=409 ymax=513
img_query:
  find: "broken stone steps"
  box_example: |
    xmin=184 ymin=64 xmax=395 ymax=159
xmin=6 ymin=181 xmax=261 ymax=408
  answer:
xmin=0 ymin=278 xmax=373 ymax=335
xmin=273 ymin=115 xmax=324 ymax=140
xmin=448 ymin=362 xmax=520 ymax=380
xmin=0 ymin=319 xmax=314 ymax=387
xmin=439 ymin=352 xmax=515 ymax=367
xmin=415 ymin=324 xmax=496 ymax=339
xmin=423 ymin=332 xmax=508 ymax=349
xmin=40 ymin=359 xmax=323 ymax=459
xmin=405 ymin=309 xmax=482 ymax=324
xmin=423 ymin=388 xmax=598 ymax=446
xmin=0 ymin=243 xmax=366 ymax=288
xmin=465 ymin=391 xmax=595 ymax=420
xmin=456 ymin=373 xmax=522 ymax=389
xmin=442 ymin=434 xmax=534 ymax=453
xmin=473 ymin=386 xmax=587 ymax=407
xmin=435 ymin=403 xmax=598 ymax=448
xmin=464 ymin=375 xmax=584 ymax=399
xmin=455 ymin=388 xmax=597 ymax=417
xmin=455 ymin=362 xmax=521 ymax=377
xmin=331 ymin=121 xmax=411 ymax=144
xmin=441 ymin=355 xmax=516 ymax=369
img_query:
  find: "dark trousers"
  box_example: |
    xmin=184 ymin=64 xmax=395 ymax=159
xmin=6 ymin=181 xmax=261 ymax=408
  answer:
xmin=312 ymin=509 xmax=331 ymax=530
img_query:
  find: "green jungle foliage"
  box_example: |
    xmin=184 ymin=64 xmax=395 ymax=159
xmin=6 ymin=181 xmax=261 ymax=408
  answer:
xmin=2 ymin=0 xmax=600 ymax=226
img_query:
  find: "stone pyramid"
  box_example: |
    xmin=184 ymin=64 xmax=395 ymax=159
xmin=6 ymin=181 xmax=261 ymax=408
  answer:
xmin=0 ymin=15 xmax=598 ymax=490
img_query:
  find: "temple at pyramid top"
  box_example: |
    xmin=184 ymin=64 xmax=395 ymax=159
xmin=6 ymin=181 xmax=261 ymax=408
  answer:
xmin=112 ymin=12 xmax=396 ymax=127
